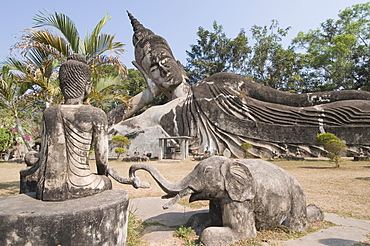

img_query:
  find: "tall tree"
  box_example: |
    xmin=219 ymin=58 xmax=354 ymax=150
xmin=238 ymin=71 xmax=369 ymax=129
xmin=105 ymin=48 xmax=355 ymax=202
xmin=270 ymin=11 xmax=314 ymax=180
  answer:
xmin=123 ymin=69 xmax=147 ymax=97
xmin=2 ymin=51 xmax=61 ymax=107
xmin=0 ymin=66 xmax=35 ymax=151
xmin=185 ymin=21 xmax=251 ymax=83
xmin=292 ymin=3 xmax=370 ymax=91
xmin=248 ymin=20 xmax=301 ymax=91
xmin=185 ymin=20 xmax=301 ymax=91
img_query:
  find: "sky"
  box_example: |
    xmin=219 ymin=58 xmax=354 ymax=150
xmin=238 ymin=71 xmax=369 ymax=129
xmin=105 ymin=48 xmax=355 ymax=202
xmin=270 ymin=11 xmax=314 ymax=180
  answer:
xmin=0 ymin=0 xmax=368 ymax=69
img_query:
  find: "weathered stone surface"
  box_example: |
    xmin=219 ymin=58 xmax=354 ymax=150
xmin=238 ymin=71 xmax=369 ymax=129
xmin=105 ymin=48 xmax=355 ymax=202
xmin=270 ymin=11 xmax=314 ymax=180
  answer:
xmin=24 ymin=151 xmax=39 ymax=166
xmin=129 ymin=156 xmax=324 ymax=245
xmin=20 ymin=54 xmax=113 ymax=201
xmin=353 ymin=156 xmax=370 ymax=161
xmin=109 ymin=13 xmax=370 ymax=159
xmin=0 ymin=190 xmax=129 ymax=246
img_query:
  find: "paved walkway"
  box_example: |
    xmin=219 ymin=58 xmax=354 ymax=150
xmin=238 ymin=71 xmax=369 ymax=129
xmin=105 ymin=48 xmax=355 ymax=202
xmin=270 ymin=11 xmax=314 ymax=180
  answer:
xmin=130 ymin=197 xmax=370 ymax=246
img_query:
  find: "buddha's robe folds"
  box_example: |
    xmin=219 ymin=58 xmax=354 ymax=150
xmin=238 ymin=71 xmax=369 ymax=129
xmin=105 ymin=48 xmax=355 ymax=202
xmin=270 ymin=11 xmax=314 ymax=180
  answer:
xmin=37 ymin=105 xmax=112 ymax=201
xmin=160 ymin=73 xmax=370 ymax=158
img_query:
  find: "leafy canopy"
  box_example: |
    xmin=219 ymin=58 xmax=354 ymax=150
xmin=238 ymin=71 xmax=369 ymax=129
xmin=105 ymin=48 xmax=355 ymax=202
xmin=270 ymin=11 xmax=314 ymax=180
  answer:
xmin=315 ymin=133 xmax=348 ymax=167
xmin=111 ymin=135 xmax=130 ymax=147
xmin=186 ymin=3 xmax=370 ymax=93
xmin=185 ymin=21 xmax=250 ymax=83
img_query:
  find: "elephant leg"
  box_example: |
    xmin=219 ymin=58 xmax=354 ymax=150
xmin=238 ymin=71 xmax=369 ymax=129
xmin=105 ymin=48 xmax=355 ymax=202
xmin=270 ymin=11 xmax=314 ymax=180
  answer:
xmin=203 ymin=199 xmax=257 ymax=245
xmin=282 ymin=191 xmax=308 ymax=231
xmin=186 ymin=200 xmax=223 ymax=235
xmin=224 ymin=200 xmax=256 ymax=237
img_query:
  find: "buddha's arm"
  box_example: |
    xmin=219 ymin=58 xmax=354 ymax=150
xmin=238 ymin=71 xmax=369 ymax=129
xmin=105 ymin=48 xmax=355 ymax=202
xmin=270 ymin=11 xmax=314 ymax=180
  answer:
xmin=122 ymin=85 xmax=161 ymax=120
xmin=123 ymin=61 xmax=163 ymax=119
xmin=20 ymin=120 xmax=45 ymax=177
xmin=93 ymin=124 xmax=109 ymax=175
xmin=20 ymin=156 xmax=40 ymax=177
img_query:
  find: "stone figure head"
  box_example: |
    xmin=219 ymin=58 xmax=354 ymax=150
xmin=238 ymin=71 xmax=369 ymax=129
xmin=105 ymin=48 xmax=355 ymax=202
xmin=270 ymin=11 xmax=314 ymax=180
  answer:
xmin=59 ymin=53 xmax=91 ymax=104
xmin=127 ymin=11 xmax=188 ymax=93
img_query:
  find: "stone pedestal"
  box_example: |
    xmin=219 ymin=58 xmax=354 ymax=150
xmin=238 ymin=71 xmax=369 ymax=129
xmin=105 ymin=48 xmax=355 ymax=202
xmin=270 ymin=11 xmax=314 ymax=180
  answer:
xmin=0 ymin=190 xmax=129 ymax=246
xmin=353 ymin=156 xmax=369 ymax=161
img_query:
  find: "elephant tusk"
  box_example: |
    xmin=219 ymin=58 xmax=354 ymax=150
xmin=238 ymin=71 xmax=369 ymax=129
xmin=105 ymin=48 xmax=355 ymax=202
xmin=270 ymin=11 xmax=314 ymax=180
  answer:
xmin=162 ymin=187 xmax=193 ymax=210
xmin=161 ymin=194 xmax=176 ymax=199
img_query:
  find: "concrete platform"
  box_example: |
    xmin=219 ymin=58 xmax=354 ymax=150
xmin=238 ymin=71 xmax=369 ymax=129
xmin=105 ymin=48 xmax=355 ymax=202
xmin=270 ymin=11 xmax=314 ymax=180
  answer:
xmin=0 ymin=190 xmax=129 ymax=246
xmin=131 ymin=197 xmax=370 ymax=246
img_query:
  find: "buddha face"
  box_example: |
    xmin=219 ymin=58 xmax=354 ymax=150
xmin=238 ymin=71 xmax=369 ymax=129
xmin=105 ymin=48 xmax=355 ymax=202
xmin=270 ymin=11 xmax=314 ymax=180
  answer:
xmin=141 ymin=48 xmax=183 ymax=90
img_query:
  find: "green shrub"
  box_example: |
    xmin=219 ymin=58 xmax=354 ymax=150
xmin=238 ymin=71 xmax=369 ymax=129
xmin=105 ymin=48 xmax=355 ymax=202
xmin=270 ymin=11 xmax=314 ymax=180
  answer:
xmin=240 ymin=142 xmax=253 ymax=158
xmin=0 ymin=128 xmax=12 ymax=152
xmin=111 ymin=136 xmax=130 ymax=147
xmin=114 ymin=147 xmax=126 ymax=159
xmin=324 ymin=139 xmax=348 ymax=168
xmin=175 ymin=226 xmax=197 ymax=245
xmin=111 ymin=136 xmax=130 ymax=159
xmin=315 ymin=133 xmax=347 ymax=167
xmin=315 ymin=133 xmax=339 ymax=145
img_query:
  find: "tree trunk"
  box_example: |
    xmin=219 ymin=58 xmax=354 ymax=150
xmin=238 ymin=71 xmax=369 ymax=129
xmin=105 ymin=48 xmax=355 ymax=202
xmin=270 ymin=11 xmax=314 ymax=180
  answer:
xmin=15 ymin=117 xmax=32 ymax=152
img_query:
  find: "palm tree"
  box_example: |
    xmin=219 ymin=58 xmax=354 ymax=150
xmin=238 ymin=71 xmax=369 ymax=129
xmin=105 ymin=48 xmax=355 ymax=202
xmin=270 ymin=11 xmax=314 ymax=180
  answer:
xmin=3 ymin=51 xmax=61 ymax=107
xmin=0 ymin=66 xmax=34 ymax=151
xmin=10 ymin=10 xmax=127 ymax=105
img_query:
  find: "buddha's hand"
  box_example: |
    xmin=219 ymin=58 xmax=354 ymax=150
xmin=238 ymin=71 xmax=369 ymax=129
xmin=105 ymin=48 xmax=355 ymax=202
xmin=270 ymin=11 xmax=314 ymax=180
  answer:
xmin=132 ymin=176 xmax=150 ymax=189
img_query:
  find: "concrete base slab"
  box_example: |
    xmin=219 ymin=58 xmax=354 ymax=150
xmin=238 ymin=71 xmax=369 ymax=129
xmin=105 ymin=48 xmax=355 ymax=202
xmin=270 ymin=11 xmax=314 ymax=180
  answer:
xmin=131 ymin=198 xmax=370 ymax=246
xmin=284 ymin=213 xmax=370 ymax=246
xmin=0 ymin=190 xmax=129 ymax=246
xmin=284 ymin=226 xmax=369 ymax=246
xmin=129 ymin=197 xmax=207 ymax=227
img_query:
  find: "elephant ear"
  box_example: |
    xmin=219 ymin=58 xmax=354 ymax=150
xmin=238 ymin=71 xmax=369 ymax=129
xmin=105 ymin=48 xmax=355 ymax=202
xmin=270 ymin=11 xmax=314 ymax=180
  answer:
xmin=223 ymin=161 xmax=255 ymax=202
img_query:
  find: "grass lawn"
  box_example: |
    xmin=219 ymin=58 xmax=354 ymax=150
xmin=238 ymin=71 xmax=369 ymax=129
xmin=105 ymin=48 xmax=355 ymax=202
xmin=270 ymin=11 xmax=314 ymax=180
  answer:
xmin=1 ymin=158 xmax=369 ymax=221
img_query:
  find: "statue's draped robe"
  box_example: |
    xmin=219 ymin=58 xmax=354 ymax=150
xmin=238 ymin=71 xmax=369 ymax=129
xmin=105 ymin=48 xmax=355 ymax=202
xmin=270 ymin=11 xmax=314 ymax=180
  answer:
xmin=37 ymin=105 xmax=111 ymax=201
xmin=160 ymin=73 xmax=370 ymax=158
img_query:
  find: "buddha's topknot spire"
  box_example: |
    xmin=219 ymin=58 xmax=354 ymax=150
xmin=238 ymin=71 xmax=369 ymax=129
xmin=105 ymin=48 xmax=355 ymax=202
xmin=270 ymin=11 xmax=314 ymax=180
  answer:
xmin=126 ymin=10 xmax=154 ymax=46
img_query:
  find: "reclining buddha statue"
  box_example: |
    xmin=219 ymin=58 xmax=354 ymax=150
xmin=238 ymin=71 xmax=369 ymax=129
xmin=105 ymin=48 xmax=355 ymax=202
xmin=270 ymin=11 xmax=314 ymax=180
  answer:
xmin=109 ymin=12 xmax=370 ymax=159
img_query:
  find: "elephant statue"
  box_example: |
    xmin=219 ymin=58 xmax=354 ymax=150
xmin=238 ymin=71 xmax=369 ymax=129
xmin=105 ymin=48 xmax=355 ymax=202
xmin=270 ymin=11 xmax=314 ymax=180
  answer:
xmin=129 ymin=156 xmax=323 ymax=246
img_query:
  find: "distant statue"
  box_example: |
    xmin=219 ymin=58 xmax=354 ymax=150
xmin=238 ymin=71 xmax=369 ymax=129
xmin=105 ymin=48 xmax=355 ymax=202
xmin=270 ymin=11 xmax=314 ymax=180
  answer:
xmin=109 ymin=12 xmax=370 ymax=159
xmin=20 ymin=54 xmax=148 ymax=201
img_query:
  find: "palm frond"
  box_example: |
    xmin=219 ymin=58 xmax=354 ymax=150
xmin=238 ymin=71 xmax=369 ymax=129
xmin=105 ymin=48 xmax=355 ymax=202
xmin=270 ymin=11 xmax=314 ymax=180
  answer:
xmin=93 ymin=75 xmax=122 ymax=92
xmin=85 ymin=33 xmax=117 ymax=57
xmin=0 ymin=67 xmax=12 ymax=102
xmin=26 ymin=48 xmax=49 ymax=68
xmin=2 ymin=56 xmax=59 ymax=94
xmin=90 ymin=55 xmax=127 ymax=74
xmin=26 ymin=50 xmax=60 ymax=81
xmin=19 ymin=28 xmax=71 ymax=58
xmin=0 ymin=65 xmax=30 ymax=102
xmin=2 ymin=57 xmax=29 ymax=75
xmin=42 ymin=58 xmax=60 ymax=80
xmin=82 ymin=14 xmax=125 ymax=58
xmin=33 ymin=10 xmax=80 ymax=52
xmin=111 ymin=40 xmax=126 ymax=55
xmin=90 ymin=14 xmax=111 ymax=41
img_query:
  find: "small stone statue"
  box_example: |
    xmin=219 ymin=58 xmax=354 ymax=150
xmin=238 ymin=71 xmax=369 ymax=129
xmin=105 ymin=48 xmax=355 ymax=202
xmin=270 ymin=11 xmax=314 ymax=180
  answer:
xmin=20 ymin=54 xmax=148 ymax=201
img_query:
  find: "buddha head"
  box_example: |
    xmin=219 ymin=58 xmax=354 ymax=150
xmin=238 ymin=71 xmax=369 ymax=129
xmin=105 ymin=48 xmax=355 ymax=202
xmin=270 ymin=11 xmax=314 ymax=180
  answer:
xmin=127 ymin=11 xmax=188 ymax=95
xmin=59 ymin=54 xmax=91 ymax=104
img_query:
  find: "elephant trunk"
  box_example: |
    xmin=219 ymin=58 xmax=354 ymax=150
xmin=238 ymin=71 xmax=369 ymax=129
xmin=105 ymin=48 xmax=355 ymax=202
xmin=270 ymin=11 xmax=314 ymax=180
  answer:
xmin=129 ymin=163 xmax=192 ymax=195
xmin=107 ymin=167 xmax=150 ymax=188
